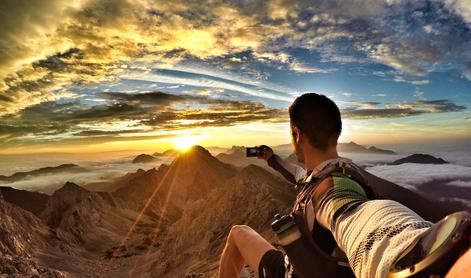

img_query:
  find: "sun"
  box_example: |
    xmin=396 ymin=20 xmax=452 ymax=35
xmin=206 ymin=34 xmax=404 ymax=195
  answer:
xmin=172 ymin=135 xmax=201 ymax=152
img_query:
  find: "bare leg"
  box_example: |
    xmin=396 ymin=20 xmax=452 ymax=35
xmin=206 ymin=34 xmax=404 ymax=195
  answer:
xmin=218 ymin=225 xmax=276 ymax=278
xmin=446 ymin=247 xmax=471 ymax=278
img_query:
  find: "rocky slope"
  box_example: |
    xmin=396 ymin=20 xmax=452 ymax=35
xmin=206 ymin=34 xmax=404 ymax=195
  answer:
xmin=0 ymin=192 xmax=68 ymax=277
xmin=149 ymin=164 xmax=296 ymax=277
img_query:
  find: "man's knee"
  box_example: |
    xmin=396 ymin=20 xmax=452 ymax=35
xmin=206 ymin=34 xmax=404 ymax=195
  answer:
xmin=228 ymin=225 xmax=255 ymax=244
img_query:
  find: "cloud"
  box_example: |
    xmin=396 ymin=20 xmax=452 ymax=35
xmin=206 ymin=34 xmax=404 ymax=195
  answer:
xmin=125 ymin=68 xmax=294 ymax=102
xmin=366 ymin=163 xmax=471 ymax=190
xmin=288 ymin=60 xmax=333 ymax=73
xmin=0 ymin=91 xmax=287 ymax=147
xmin=253 ymin=51 xmax=334 ymax=74
xmin=445 ymin=0 xmax=471 ymax=26
xmin=341 ymin=99 xmax=467 ymax=119
xmin=392 ymin=75 xmax=431 ymax=85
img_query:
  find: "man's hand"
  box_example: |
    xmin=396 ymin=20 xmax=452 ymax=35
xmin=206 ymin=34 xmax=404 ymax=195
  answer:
xmin=257 ymin=145 xmax=274 ymax=161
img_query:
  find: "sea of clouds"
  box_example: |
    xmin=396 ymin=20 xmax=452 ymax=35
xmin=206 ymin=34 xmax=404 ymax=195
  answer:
xmin=0 ymin=155 xmax=174 ymax=194
xmin=366 ymin=163 xmax=471 ymax=190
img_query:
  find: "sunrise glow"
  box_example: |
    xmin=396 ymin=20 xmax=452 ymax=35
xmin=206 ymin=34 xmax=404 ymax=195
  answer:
xmin=172 ymin=136 xmax=201 ymax=152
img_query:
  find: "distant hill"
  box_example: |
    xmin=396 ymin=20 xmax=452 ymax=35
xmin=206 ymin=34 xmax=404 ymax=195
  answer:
xmin=391 ymin=154 xmax=448 ymax=165
xmin=0 ymin=163 xmax=81 ymax=183
xmin=132 ymin=154 xmax=158 ymax=164
xmin=338 ymin=142 xmax=396 ymax=154
xmin=153 ymin=149 xmax=178 ymax=157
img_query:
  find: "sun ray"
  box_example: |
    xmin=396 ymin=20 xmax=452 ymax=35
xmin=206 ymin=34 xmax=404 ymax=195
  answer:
xmin=105 ymin=160 xmax=179 ymax=269
xmin=130 ymin=156 xmax=185 ymax=273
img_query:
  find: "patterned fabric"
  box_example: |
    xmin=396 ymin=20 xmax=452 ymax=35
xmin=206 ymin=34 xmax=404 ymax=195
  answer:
xmin=321 ymin=175 xmax=370 ymax=227
xmin=330 ymin=200 xmax=432 ymax=278
xmin=311 ymin=165 xmax=432 ymax=278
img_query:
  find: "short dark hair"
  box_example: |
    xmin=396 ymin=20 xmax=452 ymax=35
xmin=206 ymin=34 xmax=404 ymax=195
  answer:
xmin=288 ymin=93 xmax=342 ymax=150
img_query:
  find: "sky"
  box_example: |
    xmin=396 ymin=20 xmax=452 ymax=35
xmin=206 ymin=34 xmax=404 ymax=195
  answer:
xmin=0 ymin=0 xmax=470 ymax=155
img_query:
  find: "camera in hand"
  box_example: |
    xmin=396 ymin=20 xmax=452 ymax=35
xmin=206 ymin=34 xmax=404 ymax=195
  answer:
xmin=246 ymin=145 xmax=269 ymax=157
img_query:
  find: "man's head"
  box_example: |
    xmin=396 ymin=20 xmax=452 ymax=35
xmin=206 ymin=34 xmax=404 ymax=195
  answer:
xmin=288 ymin=93 xmax=342 ymax=162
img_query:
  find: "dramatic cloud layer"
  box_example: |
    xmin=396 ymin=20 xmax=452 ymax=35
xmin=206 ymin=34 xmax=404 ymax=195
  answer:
xmin=0 ymin=91 xmax=287 ymax=148
xmin=0 ymin=0 xmax=469 ymax=150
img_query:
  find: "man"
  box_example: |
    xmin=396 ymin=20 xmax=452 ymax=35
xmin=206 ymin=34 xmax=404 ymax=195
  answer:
xmin=217 ymin=93 xmax=470 ymax=278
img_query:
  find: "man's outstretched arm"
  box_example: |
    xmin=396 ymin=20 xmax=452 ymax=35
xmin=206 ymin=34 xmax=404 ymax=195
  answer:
xmin=257 ymin=146 xmax=306 ymax=184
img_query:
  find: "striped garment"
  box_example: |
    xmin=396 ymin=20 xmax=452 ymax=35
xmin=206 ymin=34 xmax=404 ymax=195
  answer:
xmin=315 ymin=175 xmax=432 ymax=278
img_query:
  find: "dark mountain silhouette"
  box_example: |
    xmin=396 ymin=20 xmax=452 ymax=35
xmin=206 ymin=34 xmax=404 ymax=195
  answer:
xmin=391 ymin=154 xmax=448 ymax=165
xmin=132 ymin=154 xmax=158 ymax=164
xmin=0 ymin=164 xmax=81 ymax=183
xmin=0 ymin=186 xmax=50 ymax=216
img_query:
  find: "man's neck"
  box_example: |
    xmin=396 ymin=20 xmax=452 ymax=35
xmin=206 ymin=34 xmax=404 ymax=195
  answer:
xmin=303 ymin=146 xmax=339 ymax=172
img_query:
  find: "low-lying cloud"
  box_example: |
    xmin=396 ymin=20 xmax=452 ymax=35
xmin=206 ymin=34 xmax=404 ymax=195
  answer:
xmin=366 ymin=163 xmax=471 ymax=190
xmin=0 ymin=159 xmax=166 ymax=194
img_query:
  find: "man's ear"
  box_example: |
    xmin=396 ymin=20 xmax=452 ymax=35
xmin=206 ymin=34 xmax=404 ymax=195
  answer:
xmin=293 ymin=126 xmax=302 ymax=144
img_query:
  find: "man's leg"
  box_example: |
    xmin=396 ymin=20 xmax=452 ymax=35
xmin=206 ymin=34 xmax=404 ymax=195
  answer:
xmin=446 ymin=247 xmax=471 ymax=278
xmin=218 ymin=225 xmax=276 ymax=278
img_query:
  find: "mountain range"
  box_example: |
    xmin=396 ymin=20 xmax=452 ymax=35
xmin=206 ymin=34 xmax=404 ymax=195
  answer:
xmin=0 ymin=146 xmax=295 ymax=277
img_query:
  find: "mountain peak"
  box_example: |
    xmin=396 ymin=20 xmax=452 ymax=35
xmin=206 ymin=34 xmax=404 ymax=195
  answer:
xmin=54 ymin=181 xmax=89 ymax=196
xmin=179 ymin=145 xmax=213 ymax=160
